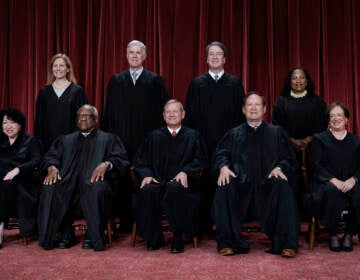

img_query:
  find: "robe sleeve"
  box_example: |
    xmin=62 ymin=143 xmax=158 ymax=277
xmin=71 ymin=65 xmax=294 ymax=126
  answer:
xmin=17 ymin=136 xmax=41 ymax=175
xmin=309 ymin=136 xmax=335 ymax=182
xmin=310 ymin=97 xmax=327 ymax=135
xmin=181 ymin=132 xmax=209 ymax=178
xmin=271 ymin=97 xmax=286 ymax=128
xmin=41 ymin=137 xmax=64 ymax=174
xmin=105 ymin=134 xmax=130 ymax=177
xmin=101 ymin=75 xmax=119 ymax=131
xmin=133 ymin=137 xmax=155 ymax=180
xmin=211 ymin=130 xmax=234 ymax=177
xmin=275 ymin=128 xmax=297 ymax=177
xmin=34 ymin=89 xmax=46 ymax=142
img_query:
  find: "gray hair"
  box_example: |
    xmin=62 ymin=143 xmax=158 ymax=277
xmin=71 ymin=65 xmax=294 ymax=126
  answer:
xmin=164 ymin=99 xmax=184 ymax=112
xmin=127 ymin=40 xmax=146 ymax=54
xmin=78 ymin=104 xmax=99 ymax=119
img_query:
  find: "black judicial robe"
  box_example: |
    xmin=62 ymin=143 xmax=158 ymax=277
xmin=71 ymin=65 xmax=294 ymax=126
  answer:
xmin=307 ymin=131 xmax=360 ymax=230
xmin=185 ymin=72 xmax=245 ymax=156
xmin=212 ymin=123 xmax=298 ymax=251
xmin=34 ymin=83 xmax=87 ymax=151
xmin=272 ymin=94 xmax=326 ymax=139
xmin=133 ymin=127 xmax=208 ymax=190
xmin=37 ymin=129 xmax=129 ymax=248
xmin=0 ymin=133 xmax=41 ymax=236
xmin=133 ymin=127 xmax=208 ymax=242
xmin=102 ymin=69 xmax=168 ymax=159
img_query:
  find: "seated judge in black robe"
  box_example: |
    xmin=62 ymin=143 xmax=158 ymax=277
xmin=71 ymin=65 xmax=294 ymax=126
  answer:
xmin=133 ymin=100 xmax=208 ymax=253
xmin=0 ymin=109 xmax=41 ymax=247
xmin=37 ymin=105 xmax=129 ymax=251
xmin=35 ymin=53 xmax=87 ymax=151
xmin=306 ymin=102 xmax=360 ymax=252
xmin=185 ymin=41 xmax=245 ymax=234
xmin=212 ymin=92 xmax=299 ymax=258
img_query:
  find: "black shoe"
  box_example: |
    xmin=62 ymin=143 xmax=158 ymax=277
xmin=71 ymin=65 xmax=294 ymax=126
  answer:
xmin=56 ymin=230 xmax=76 ymax=249
xmin=170 ymin=236 xmax=184 ymax=253
xmin=56 ymin=237 xmax=76 ymax=249
xmin=82 ymin=239 xmax=93 ymax=249
xmin=342 ymin=234 xmax=353 ymax=252
xmin=234 ymin=247 xmax=250 ymax=254
xmin=329 ymin=235 xmax=341 ymax=252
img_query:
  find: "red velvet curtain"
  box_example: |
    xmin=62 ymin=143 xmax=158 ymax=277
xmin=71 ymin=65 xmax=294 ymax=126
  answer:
xmin=1 ymin=0 xmax=360 ymax=133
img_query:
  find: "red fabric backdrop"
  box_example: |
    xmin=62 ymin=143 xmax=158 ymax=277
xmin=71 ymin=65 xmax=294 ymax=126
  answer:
xmin=1 ymin=0 xmax=360 ymax=133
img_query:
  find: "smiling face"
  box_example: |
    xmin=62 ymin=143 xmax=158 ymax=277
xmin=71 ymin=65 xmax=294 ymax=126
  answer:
xmin=207 ymin=45 xmax=226 ymax=72
xmin=163 ymin=102 xmax=185 ymax=129
xmin=127 ymin=45 xmax=146 ymax=70
xmin=242 ymin=94 xmax=266 ymax=123
xmin=329 ymin=106 xmax=348 ymax=132
xmin=290 ymin=69 xmax=308 ymax=93
xmin=2 ymin=115 xmax=21 ymax=139
xmin=77 ymin=107 xmax=97 ymax=133
xmin=52 ymin=58 xmax=69 ymax=80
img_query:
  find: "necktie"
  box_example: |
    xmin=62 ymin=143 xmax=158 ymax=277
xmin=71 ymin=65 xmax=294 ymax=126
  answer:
xmin=172 ymin=130 xmax=177 ymax=137
xmin=132 ymin=71 xmax=137 ymax=85
xmin=214 ymin=74 xmax=219 ymax=83
xmin=253 ymin=125 xmax=258 ymax=131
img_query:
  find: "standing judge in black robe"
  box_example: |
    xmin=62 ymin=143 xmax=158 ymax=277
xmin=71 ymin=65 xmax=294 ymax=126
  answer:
xmin=35 ymin=53 xmax=87 ymax=151
xmin=272 ymin=68 xmax=326 ymax=148
xmin=0 ymin=109 xmax=41 ymax=248
xmin=212 ymin=92 xmax=299 ymax=258
xmin=133 ymin=100 xmax=208 ymax=253
xmin=185 ymin=41 xmax=245 ymax=233
xmin=307 ymin=102 xmax=360 ymax=252
xmin=272 ymin=68 xmax=326 ymax=197
xmin=37 ymin=105 xmax=129 ymax=251
xmin=102 ymin=40 xmax=168 ymax=159
xmin=185 ymin=41 xmax=245 ymax=156
xmin=101 ymin=40 xmax=168 ymax=229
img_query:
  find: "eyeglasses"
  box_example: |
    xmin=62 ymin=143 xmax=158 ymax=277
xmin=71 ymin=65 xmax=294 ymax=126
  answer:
xmin=77 ymin=114 xmax=94 ymax=119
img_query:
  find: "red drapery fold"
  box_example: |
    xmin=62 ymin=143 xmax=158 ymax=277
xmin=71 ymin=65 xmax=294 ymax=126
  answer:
xmin=1 ymin=0 xmax=360 ymax=133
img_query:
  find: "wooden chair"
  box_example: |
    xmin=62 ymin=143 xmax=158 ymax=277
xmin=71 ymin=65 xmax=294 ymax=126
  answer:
xmin=129 ymin=168 xmax=198 ymax=248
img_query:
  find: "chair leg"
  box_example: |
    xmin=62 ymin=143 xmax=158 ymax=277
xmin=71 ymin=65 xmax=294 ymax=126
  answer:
xmin=192 ymin=236 xmax=198 ymax=248
xmin=130 ymin=223 xmax=137 ymax=247
xmin=309 ymin=216 xmax=316 ymax=250
xmin=107 ymin=221 xmax=112 ymax=247
xmin=23 ymin=237 xmax=29 ymax=246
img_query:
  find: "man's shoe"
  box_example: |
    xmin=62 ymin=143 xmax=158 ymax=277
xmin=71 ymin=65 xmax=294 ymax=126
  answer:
xmin=281 ymin=248 xmax=296 ymax=258
xmin=329 ymin=235 xmax=341 ymax=252
xmin=342 ymin=234 xmax=353 ymax=252
xmin=147 ymin=243 xmax=161 ymax=251
xmin=56 ymin=238 xmax=76 ymax=249
xmin=218 ymin=247 xmax=235 ymax=256
xmin=82 ymin=239 xmax=93 ymax=249
xmin=170 ymin=236 xmax=184 ymax=253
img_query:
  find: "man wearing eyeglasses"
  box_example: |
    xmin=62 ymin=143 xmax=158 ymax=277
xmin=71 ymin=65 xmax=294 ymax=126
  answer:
xmin=38 ymin=104 xmax=129 ymax=251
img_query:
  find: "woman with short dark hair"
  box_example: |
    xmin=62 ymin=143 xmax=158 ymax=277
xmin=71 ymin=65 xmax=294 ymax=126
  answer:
xmin=0 ymin=108 xmax=41 ymax=248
